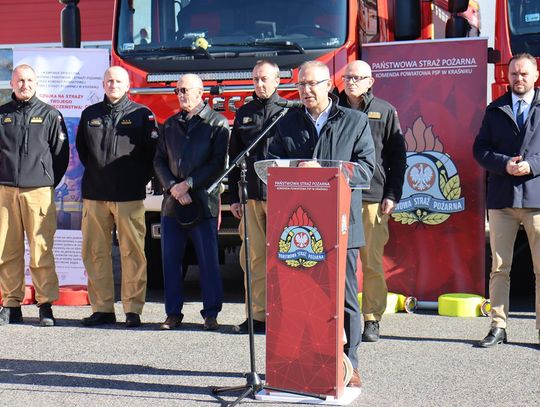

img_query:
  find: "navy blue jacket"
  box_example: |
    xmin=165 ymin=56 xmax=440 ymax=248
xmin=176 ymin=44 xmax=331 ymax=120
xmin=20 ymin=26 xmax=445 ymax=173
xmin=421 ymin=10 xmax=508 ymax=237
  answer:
xmin=269 ymin=94 xmax=375 ymax=248
xmin=473 ymin=88 xmax=540 ymax=209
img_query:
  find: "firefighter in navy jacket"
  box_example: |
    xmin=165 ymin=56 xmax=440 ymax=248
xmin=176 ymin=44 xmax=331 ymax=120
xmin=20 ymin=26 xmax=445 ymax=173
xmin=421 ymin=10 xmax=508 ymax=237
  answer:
xmin=76 ymin=66 xmax=158 ymax=328
xmin=0 ymin=64 xmax=69 ymax=327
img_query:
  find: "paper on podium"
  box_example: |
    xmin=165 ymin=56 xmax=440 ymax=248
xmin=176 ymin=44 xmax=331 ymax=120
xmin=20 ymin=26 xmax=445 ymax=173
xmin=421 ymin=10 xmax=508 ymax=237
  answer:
xmin=254 ymin=159 xmax=371 ymax=189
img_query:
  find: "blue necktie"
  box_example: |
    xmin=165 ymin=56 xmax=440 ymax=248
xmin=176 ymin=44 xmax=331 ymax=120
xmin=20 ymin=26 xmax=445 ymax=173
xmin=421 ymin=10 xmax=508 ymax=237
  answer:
xmin=516 ymin=99 xmax=525 ymax=131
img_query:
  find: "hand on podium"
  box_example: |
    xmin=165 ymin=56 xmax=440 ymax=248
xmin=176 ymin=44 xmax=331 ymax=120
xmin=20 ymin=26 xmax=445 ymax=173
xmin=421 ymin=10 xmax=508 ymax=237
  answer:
xmin=298 ymin=160 xmax=321 ymax=168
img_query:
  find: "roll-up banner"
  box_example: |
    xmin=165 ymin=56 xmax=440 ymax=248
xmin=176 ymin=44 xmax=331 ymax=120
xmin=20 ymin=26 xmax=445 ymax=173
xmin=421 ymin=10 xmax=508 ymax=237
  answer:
xmin=14 ymin=48 xmax=109 ymax=286
xmin=362 ymin=38 xmax=487 ymax=301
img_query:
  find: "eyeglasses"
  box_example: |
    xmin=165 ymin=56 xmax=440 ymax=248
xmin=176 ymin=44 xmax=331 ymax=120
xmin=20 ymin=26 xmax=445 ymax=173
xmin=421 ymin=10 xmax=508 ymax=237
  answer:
xmin=342 ymin=75 xmax=371 ymax=83
xmin=174 ymin=87 xmax=200 ymax=95
xmin=295 ymin=78 xmax=330 ymax=90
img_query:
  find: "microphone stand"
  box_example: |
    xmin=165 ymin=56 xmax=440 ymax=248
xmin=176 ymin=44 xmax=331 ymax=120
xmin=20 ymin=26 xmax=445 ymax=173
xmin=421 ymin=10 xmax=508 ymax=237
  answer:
xmin=208 ymin=107 xmax=327 ymax=406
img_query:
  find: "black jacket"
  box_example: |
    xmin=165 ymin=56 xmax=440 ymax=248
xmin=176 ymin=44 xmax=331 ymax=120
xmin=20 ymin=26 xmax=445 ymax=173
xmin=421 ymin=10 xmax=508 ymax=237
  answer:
xmin=473 ymin=88 xmax=540 ymax=208
xmin=338 ymin=90 xmax=406 ymax=203
xmin=0 ymin=93 xmax=68 ymax=188
xmin=228 ymin=91 xmax=285 ymax=202
xmin=154 ymin=103 xmax=230 ymax=218
xmin=269 ymin=94 xmax=375 ymax=248
xmin=76 ymin=94 xmax=158 ymax=201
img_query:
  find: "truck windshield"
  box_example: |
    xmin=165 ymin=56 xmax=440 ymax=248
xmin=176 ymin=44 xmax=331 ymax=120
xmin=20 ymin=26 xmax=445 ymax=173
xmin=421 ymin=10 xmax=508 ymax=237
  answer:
xmin=507 ymin=0 xmax=540 ymax=56
xmin=116 ymin=0 xmax=347 ymax=57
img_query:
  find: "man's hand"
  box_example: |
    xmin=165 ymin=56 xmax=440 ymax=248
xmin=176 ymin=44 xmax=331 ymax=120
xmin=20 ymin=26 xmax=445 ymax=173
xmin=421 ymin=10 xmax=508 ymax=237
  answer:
xmin=177 ymin=192 xmax=192 ymax=206
xmin=170 ymin=180 xmax=190 ymax=200
xmin=381 ymin=198 xmax=396 ymax=215
xmin=298 ymin=160 xmax=321 ymax=168
xmin=506 ymin=156 xmax=531 ymax=176
xmin=230 ymin=202 xmax=243 ymax=219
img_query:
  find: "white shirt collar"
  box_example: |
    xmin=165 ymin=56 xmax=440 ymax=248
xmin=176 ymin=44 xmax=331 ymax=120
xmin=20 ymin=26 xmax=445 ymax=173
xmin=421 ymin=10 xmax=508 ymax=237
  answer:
xmin=305 ymin=98 xmax=332 ymax=136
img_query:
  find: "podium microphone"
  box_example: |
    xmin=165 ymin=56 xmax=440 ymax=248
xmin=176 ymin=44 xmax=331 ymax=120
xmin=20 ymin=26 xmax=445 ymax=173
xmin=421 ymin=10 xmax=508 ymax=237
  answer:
xmin=275 ymin=100 xmax=303 ymax=108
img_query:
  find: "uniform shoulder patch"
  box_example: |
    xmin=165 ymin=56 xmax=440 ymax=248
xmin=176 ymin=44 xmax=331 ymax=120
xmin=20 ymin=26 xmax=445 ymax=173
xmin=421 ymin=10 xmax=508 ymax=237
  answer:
xmin=368 ymin=111 xmax=382 ymax=120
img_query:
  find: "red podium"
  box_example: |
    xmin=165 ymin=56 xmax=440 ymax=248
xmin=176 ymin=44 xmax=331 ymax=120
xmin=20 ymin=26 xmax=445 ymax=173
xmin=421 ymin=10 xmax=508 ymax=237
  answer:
xmin=258 ymin=159 xmax=369 ymax=400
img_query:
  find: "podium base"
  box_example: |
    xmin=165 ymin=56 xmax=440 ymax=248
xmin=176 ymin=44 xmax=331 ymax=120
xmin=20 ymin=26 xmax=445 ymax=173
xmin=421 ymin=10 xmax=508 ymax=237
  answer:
xmin=255 ymin=387 xmax=361 ymax=405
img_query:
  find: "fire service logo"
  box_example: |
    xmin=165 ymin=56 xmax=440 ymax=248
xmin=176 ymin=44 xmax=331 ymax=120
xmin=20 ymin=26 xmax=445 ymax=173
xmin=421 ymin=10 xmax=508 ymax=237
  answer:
xmin=278 ymin=207 xmax=325 ymax=268
xmin=392 ymin=117 xmax=465 ymax=226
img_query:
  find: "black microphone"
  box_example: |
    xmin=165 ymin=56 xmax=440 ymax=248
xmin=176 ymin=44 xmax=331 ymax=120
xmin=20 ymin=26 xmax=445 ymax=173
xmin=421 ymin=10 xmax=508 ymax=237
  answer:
xmin=275 ymin=100 xmax=304 ymax=108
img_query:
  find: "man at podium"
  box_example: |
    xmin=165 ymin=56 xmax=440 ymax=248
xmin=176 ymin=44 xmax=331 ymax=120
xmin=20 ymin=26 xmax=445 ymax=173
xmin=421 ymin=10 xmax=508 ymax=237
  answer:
xmin=269 ymin=60 xmax=375 ymax=388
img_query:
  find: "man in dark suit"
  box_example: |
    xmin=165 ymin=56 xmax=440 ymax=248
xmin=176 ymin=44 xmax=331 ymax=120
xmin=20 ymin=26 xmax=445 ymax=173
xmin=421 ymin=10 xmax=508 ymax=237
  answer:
xmin=473 ymin=53 xmax=540 ymax=348
xmin=154 ymin=74 xmax=229 ymax=331
xmin=269 ymin=60 xmax=375 ymax=387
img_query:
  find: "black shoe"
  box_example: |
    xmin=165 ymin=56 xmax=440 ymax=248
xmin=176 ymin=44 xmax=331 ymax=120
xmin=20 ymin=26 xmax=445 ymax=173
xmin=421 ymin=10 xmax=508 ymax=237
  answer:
xmin=478 ymin=327 xmax=507 ymax=348
xmin=38 ymin=303 xmax=56 ymax=327
xmin=81 ymin=312 xmax=116 ymax=327
xmin=232 ymin=319 xmax=266 ymax=334
xmin=0 ymin=306 xmax=23 ymax=325
xmin=362 ymin=320 xmax=380 ymax=342
xmin=125 ymin=313 xmax=141 ymax=328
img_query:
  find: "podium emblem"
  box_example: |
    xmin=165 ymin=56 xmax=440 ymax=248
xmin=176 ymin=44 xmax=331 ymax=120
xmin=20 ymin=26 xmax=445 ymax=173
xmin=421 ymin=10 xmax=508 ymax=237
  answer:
xmin=277 ymin=207 xmax=325 ymax=268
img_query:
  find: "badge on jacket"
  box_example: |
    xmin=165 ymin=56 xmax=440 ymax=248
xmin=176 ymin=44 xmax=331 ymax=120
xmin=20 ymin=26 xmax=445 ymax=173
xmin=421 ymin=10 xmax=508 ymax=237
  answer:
xmin=368 ymin=112 xmax=382 ymax=120
xmin=120 ymin=119 xmax=132 ymax=126
xmin=1 ymin=116 xmax=13 ymax=124
xmin=242 ymin=116 xmax=253 ymax=124
xmin=89 ymin=118 xmax=103 ymax=127
xmin=30 ymin=116 xmax=43 ymax=124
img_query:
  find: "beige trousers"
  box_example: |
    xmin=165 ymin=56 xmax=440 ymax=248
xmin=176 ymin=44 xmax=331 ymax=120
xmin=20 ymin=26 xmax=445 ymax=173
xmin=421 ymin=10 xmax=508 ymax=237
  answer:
xmin=81 ymin=199 xmax=147 ymax=314
xmin=488 ymin=208 xmax=540 ymax=329
xmin=239 ymin=199 xmax=267 ymax=322
xmin=0 ymin=186 xmax=59 ymax=306
xmin=360 ymin=202 xmax=390 ymax=322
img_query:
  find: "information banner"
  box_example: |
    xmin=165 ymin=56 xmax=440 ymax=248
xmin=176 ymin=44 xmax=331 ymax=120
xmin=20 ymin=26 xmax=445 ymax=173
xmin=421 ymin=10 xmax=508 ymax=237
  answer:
xmin=14 ymin=48 xmax=109 ymax=286
xmin=362 ymin=38 xmax=487 ymax=301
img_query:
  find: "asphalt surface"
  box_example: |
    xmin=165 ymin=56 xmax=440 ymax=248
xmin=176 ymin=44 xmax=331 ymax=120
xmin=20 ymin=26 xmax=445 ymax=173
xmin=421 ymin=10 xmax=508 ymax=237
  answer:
xmin=0 ymin=276 xmax=538 ymax=407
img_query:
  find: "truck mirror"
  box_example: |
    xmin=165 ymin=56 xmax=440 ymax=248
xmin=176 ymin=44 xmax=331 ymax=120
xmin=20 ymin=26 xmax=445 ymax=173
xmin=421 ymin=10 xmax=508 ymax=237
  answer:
xmin=445 ymin=16 xmax=470 ymax=38
xmin=60 ymin=0 xmax=81 ymax=48
xmin=394 ymin=0 xmax=421 ymax=41
xmin=448 ymin=0 xmax=469 ymax=14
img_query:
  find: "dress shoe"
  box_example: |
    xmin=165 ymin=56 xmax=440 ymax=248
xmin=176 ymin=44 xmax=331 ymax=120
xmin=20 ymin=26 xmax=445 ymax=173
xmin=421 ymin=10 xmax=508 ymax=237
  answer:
xmin=232 ymin=319 xmax=266 ymax=334
xmin=125 ymin=313 xmax=141 ymax=328
xmin=362 ymin=320 xmax=380 ymax=342
xmin=0 ymin=306 xmax=23 ymax=325
xmin=39 ymin=303 xmax=56 ymax=327
xmin=160 ymin=315 xmax=183 ymax=330
xmin=203 ymin=316 xmax=219 ymax=331
xmin=348 ymin=368 xmax=362 ymax=388
xmin=81 ymin=312 xmax=116 ymax=327
xmin=478 ymin=327 xmax=507 ymax=348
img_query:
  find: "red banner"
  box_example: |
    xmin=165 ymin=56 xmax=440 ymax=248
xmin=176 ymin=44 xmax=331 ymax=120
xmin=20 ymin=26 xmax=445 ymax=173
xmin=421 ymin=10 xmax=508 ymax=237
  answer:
xmin=266 ymin=167 xmax=350 ymax=397
xmin=362 ymin=39 xmax=487 ymax=301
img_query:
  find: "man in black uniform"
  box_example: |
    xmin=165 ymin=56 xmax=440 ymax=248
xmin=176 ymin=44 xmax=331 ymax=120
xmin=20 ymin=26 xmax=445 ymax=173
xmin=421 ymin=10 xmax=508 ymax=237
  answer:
xmin=338 ymin=60 xmax=406 ymax=342
xmin=76 ymin=66 xmax=158 ymax=328
xmin=229 ymin=60 xmax=284 ymax=334
xmin=0 ymin=64 xmax=69 ymax=326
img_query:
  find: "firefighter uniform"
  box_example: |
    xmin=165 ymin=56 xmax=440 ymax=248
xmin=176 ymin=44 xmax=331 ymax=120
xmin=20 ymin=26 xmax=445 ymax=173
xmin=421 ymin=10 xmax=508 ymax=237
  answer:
xmin=76 ymin=94 xmax=158 ymax=315
xmin=0 ymin=93 xmax=69 ymax=307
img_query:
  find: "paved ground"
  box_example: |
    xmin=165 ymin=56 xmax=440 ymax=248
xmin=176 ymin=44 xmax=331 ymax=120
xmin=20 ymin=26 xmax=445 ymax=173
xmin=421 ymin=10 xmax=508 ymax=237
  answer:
xmin=0 ymin=279 xmax=538 ymax=407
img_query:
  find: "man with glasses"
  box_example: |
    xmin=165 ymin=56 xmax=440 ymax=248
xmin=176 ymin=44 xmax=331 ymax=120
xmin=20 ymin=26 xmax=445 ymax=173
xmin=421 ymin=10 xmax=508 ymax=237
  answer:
xmin=154 ymin=74 xmax=229 ymax=331
xmin=338 ymin=60 xmax=406 ymax=342
xmin=269 ymin=60 xmax=375 ymax=388
xmin=229 ymin=60 xmax=285 ymax=335
xmin=76 ymin=66 xmax=159 ymax=328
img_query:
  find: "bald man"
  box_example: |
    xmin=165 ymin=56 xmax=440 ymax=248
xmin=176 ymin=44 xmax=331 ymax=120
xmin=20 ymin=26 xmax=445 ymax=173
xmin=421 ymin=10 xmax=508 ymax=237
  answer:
xmin=0 ymin=64 xmax=69 ymax=327
xmin=338 ymin=60 xmax=406 ymax=342
xmin=76 ymin=66 xmax=159 ymax=328
xmin=154 ymin=74 xmax=229 ymax=331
